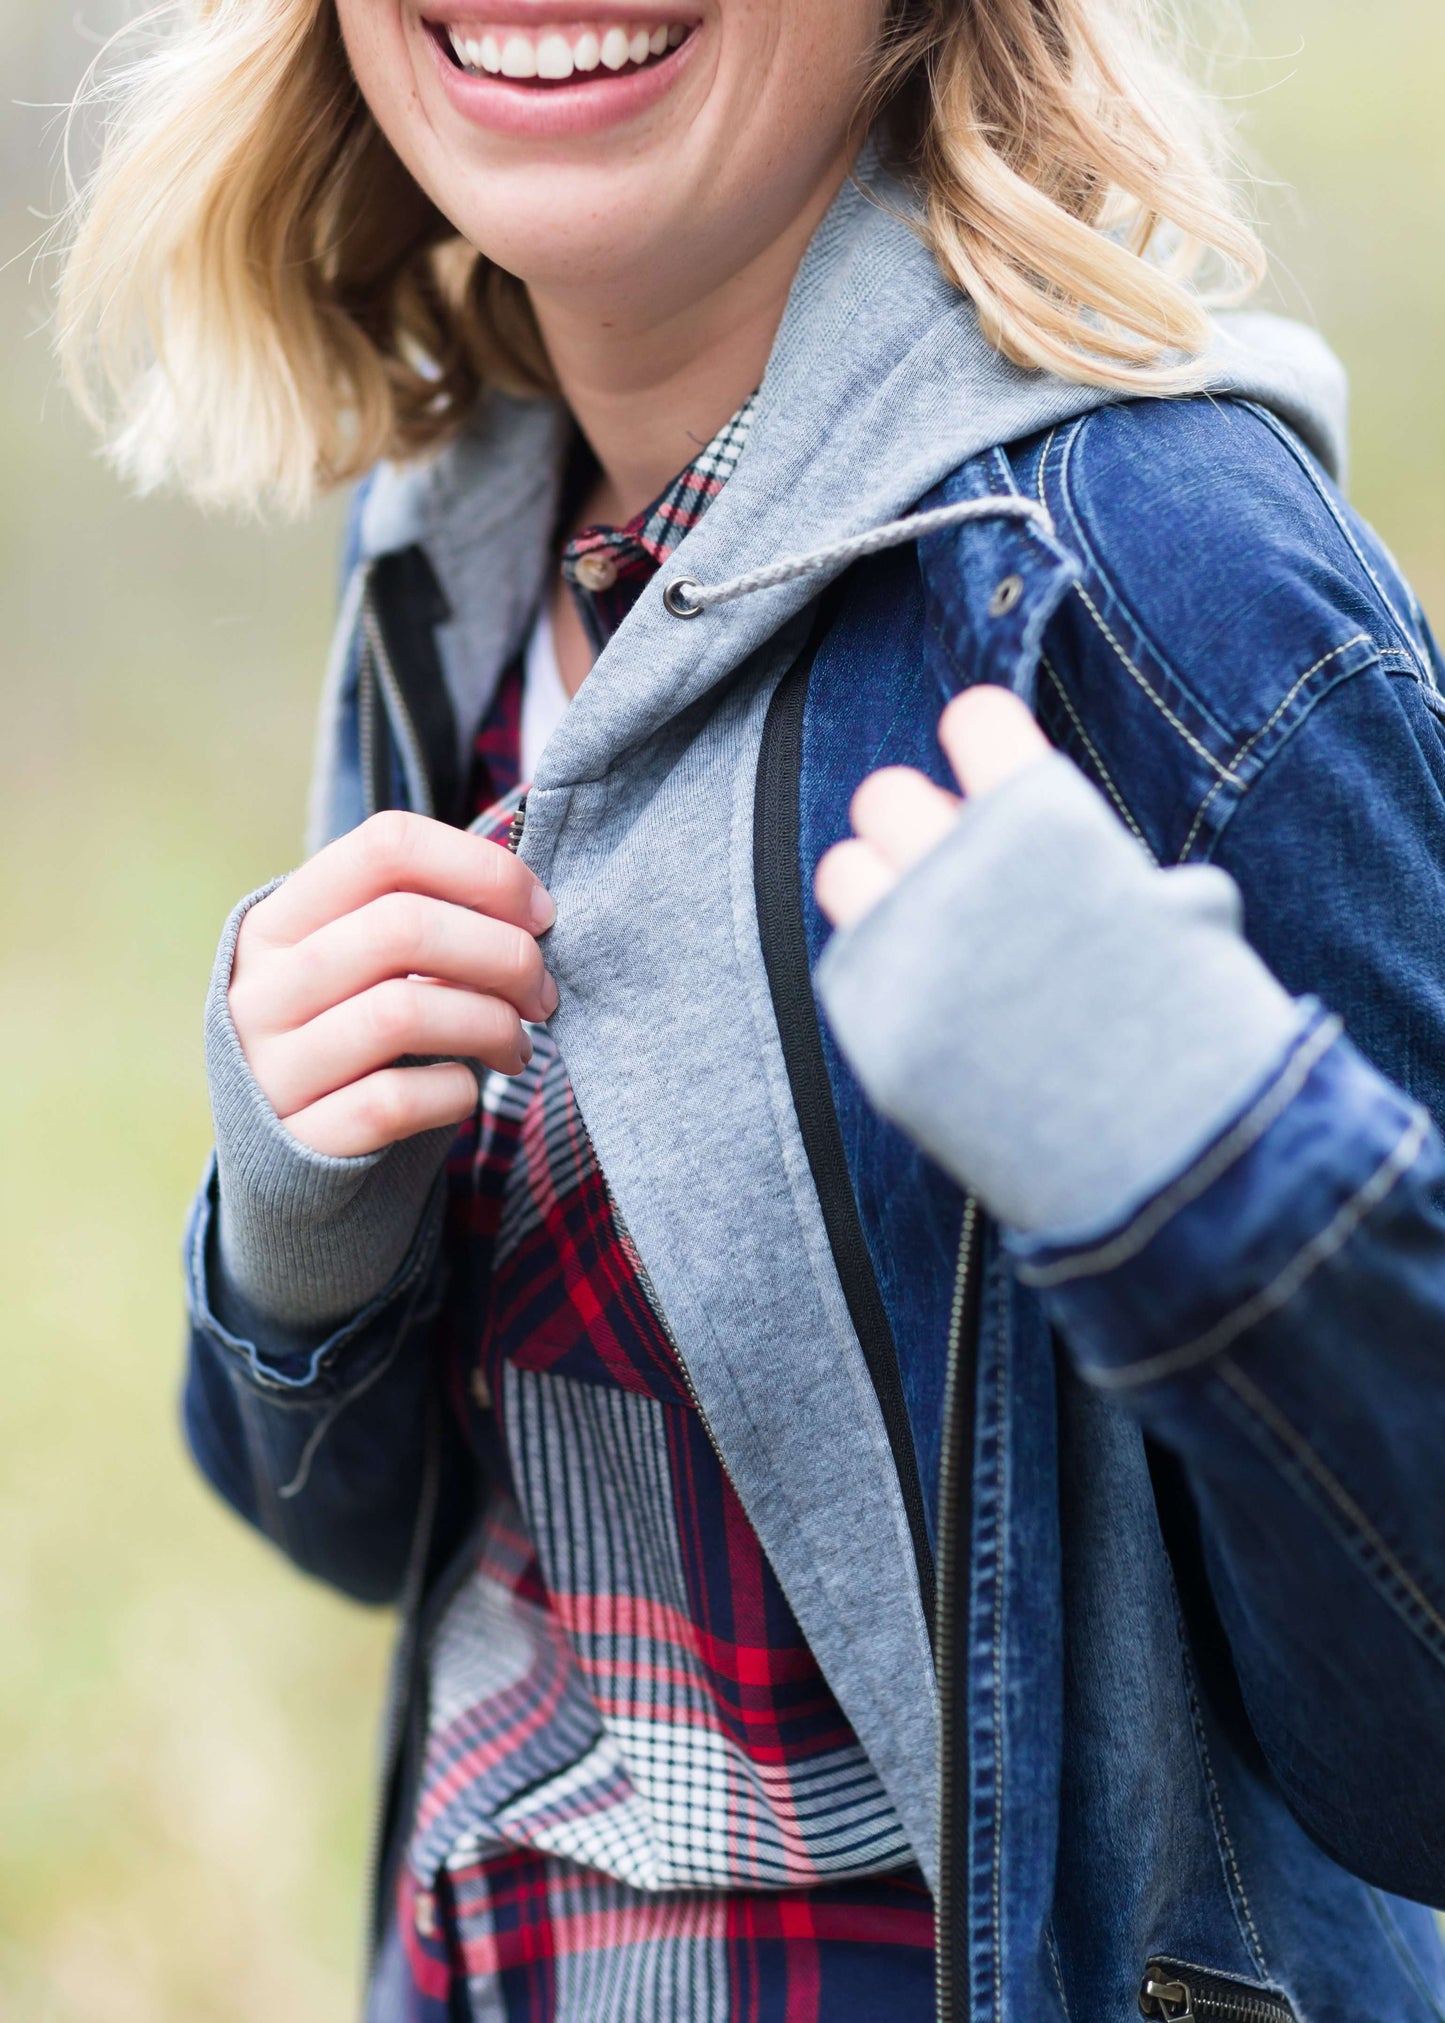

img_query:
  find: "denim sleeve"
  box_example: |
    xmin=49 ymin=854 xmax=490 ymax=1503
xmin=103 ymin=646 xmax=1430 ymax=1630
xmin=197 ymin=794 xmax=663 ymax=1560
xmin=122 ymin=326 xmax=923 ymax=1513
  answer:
xmin=1018 ymin=668 xmax=1445 ymax=1906
xmin=181 ymin=1153 xmax=461 ymax=1604
xmin=819 ymin=662 xmax=1445 ymax=1903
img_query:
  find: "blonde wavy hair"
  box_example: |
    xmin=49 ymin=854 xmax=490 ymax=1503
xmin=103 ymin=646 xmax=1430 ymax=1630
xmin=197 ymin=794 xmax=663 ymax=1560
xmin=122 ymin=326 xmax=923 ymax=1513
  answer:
xmin=57 ymin=0 xmax=1263 ymax=515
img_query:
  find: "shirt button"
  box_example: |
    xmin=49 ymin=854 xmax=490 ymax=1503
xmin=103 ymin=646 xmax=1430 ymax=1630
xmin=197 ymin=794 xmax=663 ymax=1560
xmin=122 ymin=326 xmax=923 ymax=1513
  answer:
xmin=414 ymin=1889 xmax=437 ymax=1938
xmin=575 ymin=551 xmax=619 ymax=593
xmin=470 ymin=1367 xmax=492 ymax=1411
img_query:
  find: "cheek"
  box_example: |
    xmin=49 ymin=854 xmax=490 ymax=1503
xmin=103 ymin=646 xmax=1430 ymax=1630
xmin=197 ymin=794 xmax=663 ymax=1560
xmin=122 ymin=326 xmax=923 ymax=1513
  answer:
xmin=333 ymin=0 xmax=415 ymax=158
xmin=716 ymin=0 xmax=884 ymax=172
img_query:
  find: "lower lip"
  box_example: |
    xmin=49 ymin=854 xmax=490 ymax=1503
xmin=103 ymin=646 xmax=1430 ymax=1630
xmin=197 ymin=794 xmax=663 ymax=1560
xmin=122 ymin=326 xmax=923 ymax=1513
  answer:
xmin=423 ymin=24 xmax=700 ymax=137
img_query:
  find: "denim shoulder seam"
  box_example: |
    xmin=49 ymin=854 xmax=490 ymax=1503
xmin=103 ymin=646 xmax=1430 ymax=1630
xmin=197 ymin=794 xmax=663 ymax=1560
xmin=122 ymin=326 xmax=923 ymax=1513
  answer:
xmin=1240 ymin=402 xmax=1428 ymax=679
xmin=1175 ymin=634 xmax=1371 ymax=862
xmin=1177 ymin=643 xmax=1421 ymax=864
xmin=1020 ymin=1015 xmax=1340 ymax=1291
xmin=1083 ymin=1107 xmax=1429 ymax=1393
xmin=1228 ymin=634 xmax=1372 ymax=771
xmin=1215 ymin=1358 xmax=1445 ymax=1668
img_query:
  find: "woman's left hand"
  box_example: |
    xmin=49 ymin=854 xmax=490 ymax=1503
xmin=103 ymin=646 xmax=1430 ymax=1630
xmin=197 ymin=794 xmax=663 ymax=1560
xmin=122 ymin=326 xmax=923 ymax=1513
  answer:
xmin=816 ymin=685 xmax=1050 ymax=928
xmin=811 ymin=677 xmax=1302 ymax=1239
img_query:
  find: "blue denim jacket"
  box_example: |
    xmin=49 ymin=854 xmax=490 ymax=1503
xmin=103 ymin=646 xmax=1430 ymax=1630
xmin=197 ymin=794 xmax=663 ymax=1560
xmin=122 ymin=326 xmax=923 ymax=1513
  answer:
xmin=183 ymin=173 xmax=1445 ymax=2006
xmin=185 ymin=379 xmax=1445 ymax=2017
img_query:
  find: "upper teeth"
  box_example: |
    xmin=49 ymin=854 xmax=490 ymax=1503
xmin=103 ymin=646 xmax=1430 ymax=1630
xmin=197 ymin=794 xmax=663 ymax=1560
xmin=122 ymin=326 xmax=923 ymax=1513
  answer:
xmin=446 ymin=20 xmax=687 ymax=78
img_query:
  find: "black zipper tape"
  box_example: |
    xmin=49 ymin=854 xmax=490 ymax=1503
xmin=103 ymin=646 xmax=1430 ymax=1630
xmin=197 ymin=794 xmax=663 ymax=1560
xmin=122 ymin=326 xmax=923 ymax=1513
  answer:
xmin=752 ymin=609 xmax=937 ymax=1637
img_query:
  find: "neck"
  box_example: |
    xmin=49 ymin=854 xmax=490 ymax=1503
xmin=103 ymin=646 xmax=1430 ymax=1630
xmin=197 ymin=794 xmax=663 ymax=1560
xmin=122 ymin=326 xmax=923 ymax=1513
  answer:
xmin=526 ymin=171 xmax=846 ymax=528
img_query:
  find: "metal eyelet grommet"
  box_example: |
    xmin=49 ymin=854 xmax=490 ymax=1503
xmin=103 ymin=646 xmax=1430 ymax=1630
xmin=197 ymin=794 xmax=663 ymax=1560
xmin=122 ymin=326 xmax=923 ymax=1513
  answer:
xmin=988 ymin=573 xmax=1025 ymax=618
xmin=663 ymin=577 xmax=704 ymax=618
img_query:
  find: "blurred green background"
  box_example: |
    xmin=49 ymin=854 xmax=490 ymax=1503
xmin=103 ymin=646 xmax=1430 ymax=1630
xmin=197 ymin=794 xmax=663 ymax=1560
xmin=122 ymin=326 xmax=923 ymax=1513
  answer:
xmin=1 ymin=2 xmax=1442 ymax=2016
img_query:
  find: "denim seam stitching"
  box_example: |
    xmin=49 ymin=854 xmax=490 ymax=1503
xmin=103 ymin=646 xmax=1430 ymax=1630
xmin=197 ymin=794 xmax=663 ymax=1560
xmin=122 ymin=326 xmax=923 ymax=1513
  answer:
xmin=1228 ymin=634 xmax=1372 ymax=769
xmin=1169 ymin=1585 xmax=1270 ymax=1977
xmin=1178 ymin=778 xmax=1228 ymax=863
xmin=1036 ymin=428 xmax=1060 ymax=512
xmin=1044 ymin=1925 xmax=1072 ymax=2019
xmin=1179 ymin=643 xmax=1413 ymax=863
xmin=1243 ymin=402 xmax=1425 ymax=675
xmin=1176 ymin=635 xmax=1372 ymax=861
xmin=1039 ymin=651 xmax=1155 ymax=854
xmin=1020 ymin=1016 xmax=1341 ymax=1290
xmin=1215 ymin=1357 xmax=1445 ymax=1663
xmin=275 ymin=1312 xmax=417 ymax=1500
xmin=1071 ymin=579 xmax=1243 ymax=785
xmin=1081 ymin=1106 xmax=1428 ymax=1391
xmin=231 ymin=1362 xmax=289 ymax=1550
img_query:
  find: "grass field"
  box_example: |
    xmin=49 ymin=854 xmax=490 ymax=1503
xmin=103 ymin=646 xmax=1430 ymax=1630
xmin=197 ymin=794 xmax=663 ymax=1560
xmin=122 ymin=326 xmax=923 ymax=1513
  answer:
xmin=2 ymin=2 xmax=1443 ymax=2015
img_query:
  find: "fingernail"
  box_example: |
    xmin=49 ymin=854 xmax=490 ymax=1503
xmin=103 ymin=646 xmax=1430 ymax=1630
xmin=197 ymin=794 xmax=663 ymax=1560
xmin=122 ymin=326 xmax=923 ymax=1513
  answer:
xmin=520 ymin=1029 xmax=534 ymax=1066
xmin=541 ymin=971 xmax=560 ymax=1017
xmin=530 ymin=885 xmax=556 ymax=933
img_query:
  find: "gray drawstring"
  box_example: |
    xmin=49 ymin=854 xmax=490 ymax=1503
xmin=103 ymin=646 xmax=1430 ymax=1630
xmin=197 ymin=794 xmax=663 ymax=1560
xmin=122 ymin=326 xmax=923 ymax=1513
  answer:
xmin=661 ymin=495 xmax=1055 ymax=618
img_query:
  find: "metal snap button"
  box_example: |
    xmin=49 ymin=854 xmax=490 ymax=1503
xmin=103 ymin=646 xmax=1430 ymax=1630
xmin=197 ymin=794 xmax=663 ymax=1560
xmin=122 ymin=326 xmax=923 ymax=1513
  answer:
xmin=574 ymin=551 xmax=619 ymax=593
xmin=988 ymin=573 xmax=1024 ymax=618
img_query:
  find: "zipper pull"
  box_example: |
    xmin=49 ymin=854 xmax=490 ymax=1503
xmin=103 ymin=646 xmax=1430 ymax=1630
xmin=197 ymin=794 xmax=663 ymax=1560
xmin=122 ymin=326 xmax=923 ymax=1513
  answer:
xmin=506 ymin=794 xmax=528 ymax=855
xmin=1140 ymin=1976 xmax=1193 ymax=2021
xmin=1139 ymin=1962 xmax=1295 ymax=2023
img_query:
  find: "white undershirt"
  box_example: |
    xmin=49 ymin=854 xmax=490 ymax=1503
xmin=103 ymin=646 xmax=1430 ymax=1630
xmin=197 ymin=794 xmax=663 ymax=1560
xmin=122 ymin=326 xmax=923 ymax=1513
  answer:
xmin=520 ymin=599 xmax=570 ymax=782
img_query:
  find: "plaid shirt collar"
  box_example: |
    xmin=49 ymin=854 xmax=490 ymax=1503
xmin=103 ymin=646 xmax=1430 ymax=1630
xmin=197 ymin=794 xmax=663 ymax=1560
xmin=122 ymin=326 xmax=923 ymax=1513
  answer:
xmin=561 ymin=394 xmax=756 ymax=651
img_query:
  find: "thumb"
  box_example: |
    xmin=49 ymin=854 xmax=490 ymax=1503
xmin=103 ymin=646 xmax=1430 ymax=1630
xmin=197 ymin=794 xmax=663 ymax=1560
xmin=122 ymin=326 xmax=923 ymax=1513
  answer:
xmin=938 ymin=685 xmax=1051 ymax=799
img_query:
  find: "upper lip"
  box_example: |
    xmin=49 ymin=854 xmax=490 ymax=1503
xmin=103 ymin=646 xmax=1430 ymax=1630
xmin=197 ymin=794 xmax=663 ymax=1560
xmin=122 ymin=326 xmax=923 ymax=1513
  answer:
xmin=419 ymin=2 xmax=701 ymax=24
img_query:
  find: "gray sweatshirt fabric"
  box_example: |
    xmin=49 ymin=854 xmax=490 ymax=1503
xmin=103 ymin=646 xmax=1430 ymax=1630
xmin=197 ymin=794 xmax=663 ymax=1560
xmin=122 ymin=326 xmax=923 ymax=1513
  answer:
xmin=814 ymin=756 xmax=1304 ymax=1238
xmin=198 ymin=165 xmax=1348 ymax=1879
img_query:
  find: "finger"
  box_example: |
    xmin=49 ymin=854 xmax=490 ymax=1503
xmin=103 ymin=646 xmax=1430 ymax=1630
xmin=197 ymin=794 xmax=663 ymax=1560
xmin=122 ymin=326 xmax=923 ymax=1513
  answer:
xmin=262 ymin=980 xmax=530 ymax=1117
xmin=848 ymin=766 xmax=961 ymax=872
xmin=938 ymin=686 xmax=1050 ymax=799
xmin=815 ymin=838 xmax=899 ymax=929
xmin=249 ymin=892 xmax=557 ymax=1032
xmin=252 ymin=810 xmax=555 ymax=947
xmin=282 ymin=1061 xmax=481 ymax=1158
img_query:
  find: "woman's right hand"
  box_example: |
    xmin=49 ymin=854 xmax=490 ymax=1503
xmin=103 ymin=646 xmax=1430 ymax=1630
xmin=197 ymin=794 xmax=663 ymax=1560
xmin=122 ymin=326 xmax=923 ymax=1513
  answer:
xmin=227 ymin=811 xmax=558 ymax=1158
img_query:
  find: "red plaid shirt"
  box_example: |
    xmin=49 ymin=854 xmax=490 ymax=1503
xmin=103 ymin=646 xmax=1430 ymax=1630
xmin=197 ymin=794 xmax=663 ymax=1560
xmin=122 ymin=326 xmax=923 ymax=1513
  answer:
xmin=390 ymin=403 xmax=935 ymax=2021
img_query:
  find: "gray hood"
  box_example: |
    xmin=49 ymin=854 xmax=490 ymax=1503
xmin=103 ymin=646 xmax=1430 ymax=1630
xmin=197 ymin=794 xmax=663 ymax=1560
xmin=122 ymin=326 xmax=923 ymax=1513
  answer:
xmin=341 ymin=170 xmax=1346 ymax=811
xmin=316 ymin=169 xmax=1349 ymax=1884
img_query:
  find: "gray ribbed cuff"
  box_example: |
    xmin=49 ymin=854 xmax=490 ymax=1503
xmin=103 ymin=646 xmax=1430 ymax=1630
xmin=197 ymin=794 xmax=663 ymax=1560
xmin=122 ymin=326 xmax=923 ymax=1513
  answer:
xmin=206 ymin=882 xmax=463 ymax=1328
xmin=816 ymin=754 xmax=1304 ymax=1238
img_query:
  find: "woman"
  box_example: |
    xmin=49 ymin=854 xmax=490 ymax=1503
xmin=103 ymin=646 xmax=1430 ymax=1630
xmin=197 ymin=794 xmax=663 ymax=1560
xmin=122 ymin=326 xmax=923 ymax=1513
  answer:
xmin=60 ymin=0 xmax=1445 ymax=2016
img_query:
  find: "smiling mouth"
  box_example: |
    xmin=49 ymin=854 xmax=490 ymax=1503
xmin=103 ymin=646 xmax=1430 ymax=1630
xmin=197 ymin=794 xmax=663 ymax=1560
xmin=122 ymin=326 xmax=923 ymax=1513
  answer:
xmin=426 ymin=17 xmax=697 ymax=85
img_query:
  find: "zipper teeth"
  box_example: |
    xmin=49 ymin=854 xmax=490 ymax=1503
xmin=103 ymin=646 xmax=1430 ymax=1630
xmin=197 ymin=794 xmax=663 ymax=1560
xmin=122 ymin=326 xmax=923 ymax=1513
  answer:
xmin=358 ymin=633 xmax=379 ymax=820
xmin=1193 ymin=1993 xmax=1294 ymax=2023
xmin=506 ymin=796 xmax=528 ymax=854
xmin=604 ymin=1182 xmax=742 ymax=1491
xmin=362 ymin=577 xmax=434 ymax=820
xmin=934 ymin=1193 xmax=979 ymax=2023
